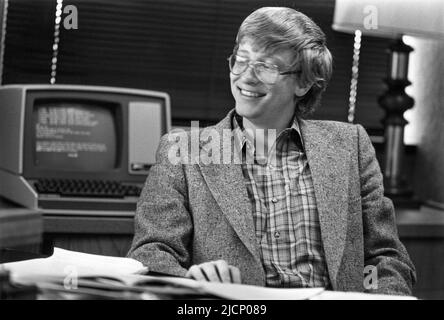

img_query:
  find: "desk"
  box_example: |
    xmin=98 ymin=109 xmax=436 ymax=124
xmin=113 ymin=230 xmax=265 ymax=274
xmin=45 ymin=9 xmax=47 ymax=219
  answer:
xmin=1 ymin=197 xmax=444 ymax=299
xmin=43 ymin=214 xmax=133 ymax=257
xmin=0 ymin=199 xmax=42 ymax=251
xmin=0 ymin=199 xmax=42 ymax=299
xmin=395 ymin=207 xmax=444 ymax=299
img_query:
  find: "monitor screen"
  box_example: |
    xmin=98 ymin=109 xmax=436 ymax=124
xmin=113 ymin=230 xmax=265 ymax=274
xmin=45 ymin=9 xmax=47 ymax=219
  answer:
xmin=33 ymin=99 xmax=117 ymax=172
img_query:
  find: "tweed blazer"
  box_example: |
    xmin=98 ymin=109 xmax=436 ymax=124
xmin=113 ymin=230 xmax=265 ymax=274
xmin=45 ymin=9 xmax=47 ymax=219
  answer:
xmin=128 ymin=110 xmax=416 ymax=295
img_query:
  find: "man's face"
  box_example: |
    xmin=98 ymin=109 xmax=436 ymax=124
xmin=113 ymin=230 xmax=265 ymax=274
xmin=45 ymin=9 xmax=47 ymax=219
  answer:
xmin=230 ymin=38 xmax=305 ymax=127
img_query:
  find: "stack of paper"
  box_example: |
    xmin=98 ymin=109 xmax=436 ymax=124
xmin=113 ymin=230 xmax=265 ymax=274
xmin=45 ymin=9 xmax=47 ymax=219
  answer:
xmin=1 ymin=248 xmax=418 ymax=300
xmin=2 ymin=247 xmax=147 ymax=283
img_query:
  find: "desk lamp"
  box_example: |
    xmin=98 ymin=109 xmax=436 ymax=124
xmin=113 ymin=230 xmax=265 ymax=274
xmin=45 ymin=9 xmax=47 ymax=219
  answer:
xmin=332 ymin=0 xmax=444 ymax=196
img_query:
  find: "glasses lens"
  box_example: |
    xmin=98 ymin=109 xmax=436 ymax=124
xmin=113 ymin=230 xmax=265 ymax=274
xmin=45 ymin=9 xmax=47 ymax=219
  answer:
xmin=255 ymin=64 xmax=278 ymax=84
xmin=228 ymin=55 xmax=279 ymax=84
xmin=229 ymin=55 xmax=248 ymax=75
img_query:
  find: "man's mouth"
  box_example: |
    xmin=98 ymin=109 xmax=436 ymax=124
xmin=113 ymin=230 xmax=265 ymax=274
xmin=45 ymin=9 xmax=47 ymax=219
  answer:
xmin=238 ymin=87 xmax=266 ymax=98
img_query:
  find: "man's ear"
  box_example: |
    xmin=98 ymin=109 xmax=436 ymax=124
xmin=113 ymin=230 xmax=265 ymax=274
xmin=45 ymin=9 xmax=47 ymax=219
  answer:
xmin=294 ymin=83 xmax=312 ymax=97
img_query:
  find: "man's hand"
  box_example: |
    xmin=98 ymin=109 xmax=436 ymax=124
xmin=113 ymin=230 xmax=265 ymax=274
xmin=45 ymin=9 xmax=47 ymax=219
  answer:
xmin=186 ymin=260 xmax=242 ymax=284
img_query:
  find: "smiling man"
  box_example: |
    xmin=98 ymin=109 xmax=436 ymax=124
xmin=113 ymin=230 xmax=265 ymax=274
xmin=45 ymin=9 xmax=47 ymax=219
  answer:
xmin=128 ymin=7 xmax=416 ymax=295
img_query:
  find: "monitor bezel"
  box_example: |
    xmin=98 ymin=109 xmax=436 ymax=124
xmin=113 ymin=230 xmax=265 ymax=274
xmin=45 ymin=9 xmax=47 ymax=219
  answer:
xmin=22 ymin=89 xmax=165 ymax=183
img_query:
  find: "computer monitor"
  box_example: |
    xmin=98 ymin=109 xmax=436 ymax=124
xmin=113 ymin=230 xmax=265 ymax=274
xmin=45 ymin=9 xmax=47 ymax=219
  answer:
xmin=0 ymin=84 xmax=171 ymax=215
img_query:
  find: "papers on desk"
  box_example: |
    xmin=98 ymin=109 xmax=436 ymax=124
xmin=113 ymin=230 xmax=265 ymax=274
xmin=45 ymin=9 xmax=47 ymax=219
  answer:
xmin=197 ymin=282 xmax=324 ymax=300
xmin=3 ymin=247 xmax=147 ymax=283
xmin=192 ymin=282 xmax=416 ymax=300
xmin=1 ymin=248 xmax=204 ymax=299
xmin=1 ymin=248 xmax=417 ymax=300
xmin=309 ymin=290 xmax=416 ymax=300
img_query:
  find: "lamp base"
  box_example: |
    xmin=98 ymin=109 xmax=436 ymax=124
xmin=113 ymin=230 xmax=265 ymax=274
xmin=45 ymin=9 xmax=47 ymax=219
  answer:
xmin=379 ymin=38 xmax=414 ymax=198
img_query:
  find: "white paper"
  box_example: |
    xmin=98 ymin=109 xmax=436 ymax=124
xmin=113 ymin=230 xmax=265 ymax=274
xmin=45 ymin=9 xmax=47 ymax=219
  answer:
xmin=310 ymin=290 xmax=417 ymax=300
xmin=2 ymin=247 xmax=147 ymax=283
xmin=197 ymin=282 xmax=325 ymax=300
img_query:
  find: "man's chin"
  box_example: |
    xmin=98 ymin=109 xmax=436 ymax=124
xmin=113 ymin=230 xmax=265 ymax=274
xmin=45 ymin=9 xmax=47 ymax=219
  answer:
xmin=235 ymin=104 xmax=260 ymax=119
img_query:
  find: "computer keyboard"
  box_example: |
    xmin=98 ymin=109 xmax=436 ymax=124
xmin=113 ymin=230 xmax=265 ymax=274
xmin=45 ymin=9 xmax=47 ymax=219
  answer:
xmin=33 ymin=179 xmax=142 ymax=198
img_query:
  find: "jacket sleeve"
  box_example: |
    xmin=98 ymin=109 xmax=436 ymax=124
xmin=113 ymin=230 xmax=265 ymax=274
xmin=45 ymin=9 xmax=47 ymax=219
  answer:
xmin=357 ymin=124 xmax=417 ymax=295
xmin=127 ymin=133 xmax=192 ymax=277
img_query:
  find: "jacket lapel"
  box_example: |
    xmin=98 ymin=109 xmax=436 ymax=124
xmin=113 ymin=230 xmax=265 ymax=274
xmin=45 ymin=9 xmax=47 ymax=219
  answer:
xmin=299 ymin=118 xmax=350 ymax=288
xmin=197 ymin=111 xmax=262 ymax=265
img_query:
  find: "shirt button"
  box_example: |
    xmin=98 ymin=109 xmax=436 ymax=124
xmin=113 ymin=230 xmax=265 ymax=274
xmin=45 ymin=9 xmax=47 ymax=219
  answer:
xmin=271 ymin=198 xmax=278 ymax=203
xmin=274 ymin=231 xmax=280 ymax=238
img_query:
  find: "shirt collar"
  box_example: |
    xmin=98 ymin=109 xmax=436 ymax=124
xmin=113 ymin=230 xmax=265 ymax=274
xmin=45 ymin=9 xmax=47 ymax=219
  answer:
xmin=232 ymin=111 xmax=304 ymax=156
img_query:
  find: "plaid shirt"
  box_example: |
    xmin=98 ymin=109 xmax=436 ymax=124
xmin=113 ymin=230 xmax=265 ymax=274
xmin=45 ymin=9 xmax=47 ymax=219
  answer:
xmin=233 ymin=114 xmax=330 ymax=288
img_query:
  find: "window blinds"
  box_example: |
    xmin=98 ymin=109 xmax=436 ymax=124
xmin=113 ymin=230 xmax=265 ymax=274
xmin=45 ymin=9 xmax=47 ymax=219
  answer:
xmin=3 ymin=0 xmax=391 ymax=130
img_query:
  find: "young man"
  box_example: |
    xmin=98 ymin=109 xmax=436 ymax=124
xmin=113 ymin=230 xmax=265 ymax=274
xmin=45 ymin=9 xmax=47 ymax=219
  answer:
xmin=128 ymin=7 xmax=416 ymax=295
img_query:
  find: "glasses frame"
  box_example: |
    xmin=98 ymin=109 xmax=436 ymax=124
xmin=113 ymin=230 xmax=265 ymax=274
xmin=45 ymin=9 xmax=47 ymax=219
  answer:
xmin=227 ymin=54 xmax=300 ymax=84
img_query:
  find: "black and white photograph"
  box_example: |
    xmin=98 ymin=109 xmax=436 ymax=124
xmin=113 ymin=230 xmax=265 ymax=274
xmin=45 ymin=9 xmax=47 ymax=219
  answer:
xmin=0 ymin=0 xmax=443 ymax=307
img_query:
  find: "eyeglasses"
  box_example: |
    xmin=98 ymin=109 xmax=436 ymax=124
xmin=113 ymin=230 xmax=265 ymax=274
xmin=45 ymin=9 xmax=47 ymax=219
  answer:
xmin=228 ymin=54 xmax=299 ymax=85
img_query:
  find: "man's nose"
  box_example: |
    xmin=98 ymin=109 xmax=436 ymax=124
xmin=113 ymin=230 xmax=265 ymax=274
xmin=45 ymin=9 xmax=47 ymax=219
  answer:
xmin=240 ymin=64 xmax=260 ymax=84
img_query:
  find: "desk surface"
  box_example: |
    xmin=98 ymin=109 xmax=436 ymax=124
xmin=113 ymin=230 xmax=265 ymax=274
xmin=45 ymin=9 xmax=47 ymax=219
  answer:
xmin=396 ymin=206 xmax=444 ymax=238
xmin=0 ymin=199 xmax=42 ymax=248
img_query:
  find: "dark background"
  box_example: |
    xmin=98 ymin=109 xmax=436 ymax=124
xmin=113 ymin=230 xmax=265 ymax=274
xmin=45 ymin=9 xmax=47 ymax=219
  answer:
xmin=3 ymin=0 xmax=391 ymax=135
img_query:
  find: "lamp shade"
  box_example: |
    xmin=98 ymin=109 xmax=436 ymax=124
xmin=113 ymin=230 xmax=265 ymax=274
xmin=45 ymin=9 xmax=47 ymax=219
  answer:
xmin=333 ymin=0 xmax=444 ymax=39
